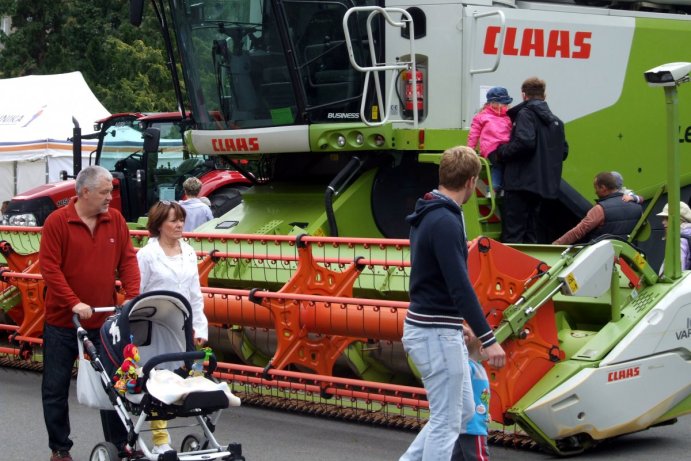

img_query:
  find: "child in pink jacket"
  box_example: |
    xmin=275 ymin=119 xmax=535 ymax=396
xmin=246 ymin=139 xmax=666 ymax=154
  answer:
xmin=467 ymin=87 xmax=513 ymax=192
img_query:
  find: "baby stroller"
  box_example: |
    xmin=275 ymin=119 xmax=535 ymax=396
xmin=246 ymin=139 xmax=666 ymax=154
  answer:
xmin=74 ymin=290 xmax=244 ymax=461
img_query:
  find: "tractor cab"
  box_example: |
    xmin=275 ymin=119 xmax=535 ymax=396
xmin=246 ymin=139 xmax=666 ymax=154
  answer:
xmin=95 ymin=113 xmax=189 ymax=222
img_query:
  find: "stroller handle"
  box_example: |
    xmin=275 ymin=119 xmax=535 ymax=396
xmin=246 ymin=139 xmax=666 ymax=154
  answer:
xmin=142 ymin=351 xmax=219 ymax=378
xmin=71 ymin=307 xmax=117 ymax=330
xmin=72 ymin=308 xmax=116 ymax=359
xmin=72 ymin=314 xmax=99 ymax=360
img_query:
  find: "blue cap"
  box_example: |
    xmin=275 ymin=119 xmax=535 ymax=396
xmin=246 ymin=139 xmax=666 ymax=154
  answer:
xmin=486 ymin=87 xmax=513 ymax=104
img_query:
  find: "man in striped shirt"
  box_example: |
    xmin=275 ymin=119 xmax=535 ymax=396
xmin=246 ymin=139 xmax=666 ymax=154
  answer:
xmin=399 ymin=146 xmax=505 ymax=461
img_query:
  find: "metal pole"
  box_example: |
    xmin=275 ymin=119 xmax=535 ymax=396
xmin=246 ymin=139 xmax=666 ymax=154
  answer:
xmin=663 ymin=85 xmax=681 ymax=280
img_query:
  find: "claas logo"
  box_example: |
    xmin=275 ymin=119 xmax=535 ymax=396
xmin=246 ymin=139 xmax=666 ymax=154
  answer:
xmin=483 ymin=26 xmax=592 ymax=59
xmin=212 ymin=137 xmax=260 ymax=152
xmin=607 ymin=366 xmax=640 ymax=382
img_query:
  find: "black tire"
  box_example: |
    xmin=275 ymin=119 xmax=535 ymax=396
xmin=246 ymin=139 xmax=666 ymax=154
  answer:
xmin=208 ymin=186 xmax=247 ymax=218
xmin=89 ymin=442 xmax=120 ymax=461
xmin=180 ymin=434 xmax=206 ymax=452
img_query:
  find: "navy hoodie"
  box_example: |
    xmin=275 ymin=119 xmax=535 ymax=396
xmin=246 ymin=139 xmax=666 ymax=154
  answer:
xmin=405 ymin=191 xmax=496 ymax=347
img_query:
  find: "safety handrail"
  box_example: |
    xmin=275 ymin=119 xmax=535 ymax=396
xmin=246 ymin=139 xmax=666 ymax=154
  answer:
xmin=470 ymin=10 xmax=506 ymax=75
xmin=343 ymin=6 xmax=418 ymax=127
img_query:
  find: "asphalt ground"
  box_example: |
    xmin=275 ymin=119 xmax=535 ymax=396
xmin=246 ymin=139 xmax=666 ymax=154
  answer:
xmin=1 ymin=366 xmax=689 ymax=461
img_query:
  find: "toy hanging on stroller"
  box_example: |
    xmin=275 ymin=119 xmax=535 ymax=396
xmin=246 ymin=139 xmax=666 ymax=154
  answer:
xmin=75 ymin=290 xmax=243 ymax=461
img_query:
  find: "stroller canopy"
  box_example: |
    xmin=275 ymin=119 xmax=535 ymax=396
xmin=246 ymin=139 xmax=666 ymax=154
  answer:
xmin=100 ymin=290 xmax=195 ymax=373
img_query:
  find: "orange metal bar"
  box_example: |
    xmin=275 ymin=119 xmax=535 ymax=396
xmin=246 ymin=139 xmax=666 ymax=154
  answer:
xmin=201 ymin=288 xmax=408 ymax=341
xmin=212 ymin=361 xmax=427 ymax=408
xmin=617 ymin=256 xmax=642 ymax=288
xmin=0 ymin=272 xmax=406 ymax=342
xmin=0 ymin=346 xmax=21 ymax=355
xmin=197 ymin=252 xmax=218 ymax=287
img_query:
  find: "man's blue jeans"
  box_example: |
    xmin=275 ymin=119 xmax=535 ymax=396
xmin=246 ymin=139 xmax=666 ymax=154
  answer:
xmin=42 ymin=323 xmax=126 ymax=452
xmin=399 ymin=323 xmax=473 ymax=461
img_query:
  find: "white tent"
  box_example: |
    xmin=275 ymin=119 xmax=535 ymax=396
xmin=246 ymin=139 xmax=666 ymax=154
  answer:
xmin=0 ymin=71 xmax=110 ymax=204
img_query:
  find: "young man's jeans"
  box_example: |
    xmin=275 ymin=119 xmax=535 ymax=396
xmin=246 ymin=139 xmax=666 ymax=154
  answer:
xmin=399 ymin=323 xmax=473 ymax=461
xmin=42 ymin=323 xmax=127 ymax=452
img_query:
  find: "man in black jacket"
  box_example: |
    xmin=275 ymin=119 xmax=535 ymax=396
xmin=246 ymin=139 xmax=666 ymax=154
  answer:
xmin=399 ymin=146 xmax=505 ymax=461
xmin=490 ymin=77 xmax=569 ymax=243
xmin=553 ymin=171 xmax=642 ymax=245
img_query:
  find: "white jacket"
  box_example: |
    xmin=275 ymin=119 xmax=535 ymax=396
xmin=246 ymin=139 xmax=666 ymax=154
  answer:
xmin=137 ymin=237 xmax=208 ymax=340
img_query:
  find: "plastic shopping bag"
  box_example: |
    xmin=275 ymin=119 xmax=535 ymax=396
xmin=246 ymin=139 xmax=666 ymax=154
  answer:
xmin=76 ymin=340 xmax=112 ymax=410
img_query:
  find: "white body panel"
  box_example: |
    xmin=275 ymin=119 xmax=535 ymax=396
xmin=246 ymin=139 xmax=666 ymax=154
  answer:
xmin=384 ymin=2 xmax=635 ymax=129
xmin=524 ymin=276 xmax=691 ymax=440
xmin=524 ymin=352 xmax=691 ymax=439
xmin=602 ymin=275 xmax=691 ymax=365
xmin=188 ymin=125 xmax=310 ymax=155
xmin=558 ymin=240 xmax=614 ymax=297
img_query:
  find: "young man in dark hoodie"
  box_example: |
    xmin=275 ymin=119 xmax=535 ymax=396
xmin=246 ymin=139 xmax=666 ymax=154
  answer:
xmin=399 ymin=146 xmax=506 ymax=461
xmin=489 ymin=77 xmax=569 ymax=244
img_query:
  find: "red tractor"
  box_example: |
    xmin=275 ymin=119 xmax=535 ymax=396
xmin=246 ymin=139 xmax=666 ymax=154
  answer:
xmin=1 ymin=112 xmax=251 ymax=227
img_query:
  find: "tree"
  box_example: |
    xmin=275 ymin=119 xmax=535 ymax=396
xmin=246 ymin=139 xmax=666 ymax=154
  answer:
xmin=0 ymin=0 xmax=182 ymax=113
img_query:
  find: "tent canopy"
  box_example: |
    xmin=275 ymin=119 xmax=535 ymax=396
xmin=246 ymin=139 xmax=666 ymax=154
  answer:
xmin=0 ymin=71 xmax=110 ymax=161
xmin=0 ymin=72 xmax=110 ymax=202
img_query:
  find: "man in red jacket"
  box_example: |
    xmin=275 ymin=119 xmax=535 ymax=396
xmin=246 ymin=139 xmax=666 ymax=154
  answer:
xmin=39 ymin=165 xmax=140 ymax=461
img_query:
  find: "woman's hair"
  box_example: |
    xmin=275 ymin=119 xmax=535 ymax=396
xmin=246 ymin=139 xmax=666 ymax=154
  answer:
xmin=147 ymin=201 xmax=186 ymax=237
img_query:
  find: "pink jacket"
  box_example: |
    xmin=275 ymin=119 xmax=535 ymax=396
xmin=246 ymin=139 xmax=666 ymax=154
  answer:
xmin=467 ymin=106 xmax=512 ymax=158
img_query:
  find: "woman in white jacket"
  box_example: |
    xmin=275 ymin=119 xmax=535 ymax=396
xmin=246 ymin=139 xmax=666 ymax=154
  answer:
xmin=137 ymin=200 xmax=208 ymax=455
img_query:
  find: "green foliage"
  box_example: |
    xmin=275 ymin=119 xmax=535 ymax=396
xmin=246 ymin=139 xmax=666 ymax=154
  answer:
xmin=0 ymin=0 xmax=183 ymax=113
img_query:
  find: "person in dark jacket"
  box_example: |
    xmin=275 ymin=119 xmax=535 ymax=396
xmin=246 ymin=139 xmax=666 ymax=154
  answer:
xmin=489 ymin=77 xmax=569 ymax=243
xmin=399 ymin=146 xmax=505 ymax=461
xmin=553 ymin=171 xmax=642 ymax=245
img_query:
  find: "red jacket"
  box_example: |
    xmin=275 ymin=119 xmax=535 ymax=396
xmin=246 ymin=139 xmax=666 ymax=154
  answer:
xmin=39 ymin=197 xmax=140 ymax=329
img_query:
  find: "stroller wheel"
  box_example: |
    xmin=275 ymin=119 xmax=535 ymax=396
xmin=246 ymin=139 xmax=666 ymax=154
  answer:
xmin=181 ymin=434 xmax=207 ymax=452
xmin=90 ymin=442 xmax=120 ymax=461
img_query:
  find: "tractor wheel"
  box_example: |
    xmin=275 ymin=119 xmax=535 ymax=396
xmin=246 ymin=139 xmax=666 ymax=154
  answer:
xmin=208 ymin=186 xmax=247 ymax=218
xmin=89 ymin=442 xmax=120 ymax=461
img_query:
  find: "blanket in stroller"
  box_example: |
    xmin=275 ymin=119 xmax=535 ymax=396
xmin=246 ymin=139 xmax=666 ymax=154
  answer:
xmin=147 ymin=369 xmax=241 ymax=407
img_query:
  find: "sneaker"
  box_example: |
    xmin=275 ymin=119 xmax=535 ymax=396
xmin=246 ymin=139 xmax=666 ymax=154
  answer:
xmin=50 ymin=450 xmax=73 ymax=461
xmin=152 ymin=443 xmax=173 ymax=454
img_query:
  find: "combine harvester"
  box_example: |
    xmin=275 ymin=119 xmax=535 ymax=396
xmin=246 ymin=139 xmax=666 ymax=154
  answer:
xmin=1 ymin=0 xmax=691 ymax=455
